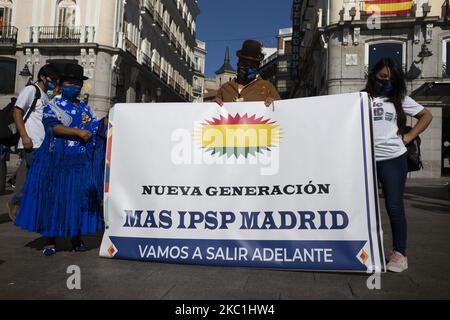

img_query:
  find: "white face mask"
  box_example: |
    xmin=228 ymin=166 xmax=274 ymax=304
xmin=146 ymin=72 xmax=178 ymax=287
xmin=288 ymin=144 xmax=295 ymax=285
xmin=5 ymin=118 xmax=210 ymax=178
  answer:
xmin=47 ymin=90 xmax=56 ymax=99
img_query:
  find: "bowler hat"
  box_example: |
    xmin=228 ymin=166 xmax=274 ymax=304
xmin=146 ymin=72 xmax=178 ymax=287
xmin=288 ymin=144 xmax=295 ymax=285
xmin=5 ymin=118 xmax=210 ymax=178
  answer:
xmin=236 ymin=40 xmax=265 ymax=62
xmin=61 ymin=63 xmax=89 ymax=81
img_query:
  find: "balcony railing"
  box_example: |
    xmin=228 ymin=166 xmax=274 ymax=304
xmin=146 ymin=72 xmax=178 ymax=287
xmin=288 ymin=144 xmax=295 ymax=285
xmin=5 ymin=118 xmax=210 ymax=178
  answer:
xmin=170 ymin=33 xmax=177 ymax=46
xmin=175 ymin=82 xmax=181 ymax=94
xmin=192 ymin=86 xmax=203 ymax=95
xmin=0 ymin=26 xmax=18 ymax=43
xmin=168 ymin=76 xmax=175 ymax=88
xmin=194 ymin=63 xmax=202 ymax=73
xmin=142 ymin=53 xmax=152 ymax=70
xmin=155 ymin=12 xmax=163 ymax=27
xmin=161 ymin=70 xmax=168 ymax=83
xmin=153 ymin=63 xmax=161 ymax=76
xmin=163 ymin=23 xmax=170 ymax=37
xmin=141 ymin=0 xmax=154 ymax=15
xmin=125 ymin=38 xmax=137 ymax=56
xmin=30 ymin=26 xmax=95 ymax=43
xmin=37 ymin=26 xmax=82 ymax=43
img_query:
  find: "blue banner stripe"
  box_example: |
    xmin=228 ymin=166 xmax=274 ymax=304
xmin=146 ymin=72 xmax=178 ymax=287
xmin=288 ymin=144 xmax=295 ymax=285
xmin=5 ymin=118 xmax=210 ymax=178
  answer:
xmin=109 ymin=237 xmax=368 ymax=272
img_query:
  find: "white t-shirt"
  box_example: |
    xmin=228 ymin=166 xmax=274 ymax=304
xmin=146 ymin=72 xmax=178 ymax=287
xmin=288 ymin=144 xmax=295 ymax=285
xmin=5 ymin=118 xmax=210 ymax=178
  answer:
xmin=372 ymin=96 xmax=424 ymax=162
xmin=15 ymin=85 xmax=49 ymax=150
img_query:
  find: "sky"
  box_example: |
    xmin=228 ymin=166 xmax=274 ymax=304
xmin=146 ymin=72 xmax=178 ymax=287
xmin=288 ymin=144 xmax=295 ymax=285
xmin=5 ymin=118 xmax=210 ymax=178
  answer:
xmin=196 ymin=0 xmax=293 ymax=79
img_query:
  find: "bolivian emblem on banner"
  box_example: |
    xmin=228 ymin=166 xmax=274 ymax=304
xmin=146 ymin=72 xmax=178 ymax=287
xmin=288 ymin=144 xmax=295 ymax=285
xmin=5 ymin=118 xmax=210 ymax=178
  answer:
xmin=195 ymin=113 xmax=282 ymax=158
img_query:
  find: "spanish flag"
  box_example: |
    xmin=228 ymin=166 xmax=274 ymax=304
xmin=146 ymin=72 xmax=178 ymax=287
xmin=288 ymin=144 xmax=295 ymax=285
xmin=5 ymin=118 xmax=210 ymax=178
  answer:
xmin=363 ymin=0 xmax=413 ymax=16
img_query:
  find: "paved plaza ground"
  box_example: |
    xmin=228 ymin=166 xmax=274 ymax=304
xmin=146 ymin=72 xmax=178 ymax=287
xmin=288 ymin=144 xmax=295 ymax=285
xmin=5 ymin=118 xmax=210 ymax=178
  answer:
xmin=0 ymin=160 xmax=449 ymax=300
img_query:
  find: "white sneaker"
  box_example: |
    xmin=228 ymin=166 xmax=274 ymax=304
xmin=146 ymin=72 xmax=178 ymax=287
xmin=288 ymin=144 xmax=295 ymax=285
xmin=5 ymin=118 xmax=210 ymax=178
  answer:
xmin=387 ymin=251 xmax=408 ymax=273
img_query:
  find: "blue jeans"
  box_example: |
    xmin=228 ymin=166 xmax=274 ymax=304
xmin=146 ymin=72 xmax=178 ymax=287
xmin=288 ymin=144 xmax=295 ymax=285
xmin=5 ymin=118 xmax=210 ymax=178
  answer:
xmin=11 ymin=149 xmax=36 ymax=206
xmin=376 ymin=152 xmax=408 ymax=256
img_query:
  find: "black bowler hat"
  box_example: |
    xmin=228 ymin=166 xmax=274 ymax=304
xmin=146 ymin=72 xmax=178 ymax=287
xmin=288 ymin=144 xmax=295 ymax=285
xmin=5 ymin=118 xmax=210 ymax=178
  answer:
xmin=61 ymin=63 xmax=89 ymax=81
xmin=236 ymin=39 xmax=265 ymax=62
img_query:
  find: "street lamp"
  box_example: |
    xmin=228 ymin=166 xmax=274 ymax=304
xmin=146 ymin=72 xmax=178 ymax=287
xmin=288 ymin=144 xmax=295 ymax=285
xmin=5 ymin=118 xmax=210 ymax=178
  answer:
xmin=349 ymin=7 xmax=357 ymax=19
xmin=156 ymin=87 xmax=162 ymax=102
xmin=19 ymin=64 xmax=33 ymax=85
xmin=417 ymin=44 xmax=433 ymax=59
xmin=414 ymin=44 xmax=433 ymax=64
xmin=19 ymin=64 xmax=32 ymax=77
xmin=422 ymin=3 xmax=431 ymax=16
xmin=407 ymin=44 xmax=434 ymax=80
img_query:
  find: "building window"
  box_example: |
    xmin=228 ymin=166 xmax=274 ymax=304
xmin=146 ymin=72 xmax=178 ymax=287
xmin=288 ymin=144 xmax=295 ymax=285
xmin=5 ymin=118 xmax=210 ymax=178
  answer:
xmin=0 ymin=0 xmax=13 ymax=28
xmin=368 ymin=42 xmax=403 ymax=71
xmin=284 ymin=41 xmax=292 ymax=55
xmin=278 ymin=60 xmax=288 ymax=72
xmin=0 ymin=58 xmax=16 ymax=94
xmin=277 ymin=80 xmax=288 ymax=93
xmin=57 ymin=0 xmax=77 ymax=27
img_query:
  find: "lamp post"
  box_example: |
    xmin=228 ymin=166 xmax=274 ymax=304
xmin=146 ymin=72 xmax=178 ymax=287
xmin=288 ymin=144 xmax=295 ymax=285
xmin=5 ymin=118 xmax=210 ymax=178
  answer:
xmin=407 ymin=44 xmax=434 ymax=80
xmin=415 ymin=44 xmax=433 ymax=64
xmin=156 ymin=87 xmax=162 ymax=102
xmin=19 ymin=64 xmax=33 ymax=85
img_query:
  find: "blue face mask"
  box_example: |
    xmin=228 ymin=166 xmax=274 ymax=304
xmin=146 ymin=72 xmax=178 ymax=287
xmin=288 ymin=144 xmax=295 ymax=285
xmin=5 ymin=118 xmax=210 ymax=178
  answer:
xmin=62 ymin=85 xmax=82 ymax=100
xmin=238 ymin=67 xmax=258 ymax=84
xmin=44 ymin=80 xmax=57 ymax=91
xmin=376 ymin=79 xmax=393 ymax=97
xmin=246 ymin=68 xmax=257 ymax=80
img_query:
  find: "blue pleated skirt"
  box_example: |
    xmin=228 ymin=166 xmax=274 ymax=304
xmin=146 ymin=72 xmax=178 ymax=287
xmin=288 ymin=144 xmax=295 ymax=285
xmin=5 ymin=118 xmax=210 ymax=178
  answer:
xmin=15 ymin=132 xmax=105 ymax=238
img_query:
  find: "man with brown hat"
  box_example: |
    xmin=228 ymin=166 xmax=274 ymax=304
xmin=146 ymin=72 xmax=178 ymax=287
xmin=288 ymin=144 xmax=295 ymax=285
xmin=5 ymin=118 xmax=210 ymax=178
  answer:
xmin=214 ymin=40 xmax=281 ymax=107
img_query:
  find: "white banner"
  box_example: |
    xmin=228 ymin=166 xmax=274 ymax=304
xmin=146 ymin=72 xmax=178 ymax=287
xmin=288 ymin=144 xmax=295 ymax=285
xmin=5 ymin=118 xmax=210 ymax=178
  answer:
xmin=100 ymin=92 xmax=385 ymax=273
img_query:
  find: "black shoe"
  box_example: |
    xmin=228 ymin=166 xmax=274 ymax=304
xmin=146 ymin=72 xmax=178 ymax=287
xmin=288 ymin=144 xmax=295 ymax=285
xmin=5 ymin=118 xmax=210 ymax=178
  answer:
xmin=72 ymin=243 xmax=88 ymax=252
xmin=7 ymin=178 xmax=15 ymax=189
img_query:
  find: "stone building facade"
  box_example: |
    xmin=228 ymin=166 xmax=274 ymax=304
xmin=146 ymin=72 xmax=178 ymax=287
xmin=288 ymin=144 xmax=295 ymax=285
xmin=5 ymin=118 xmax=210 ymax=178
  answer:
xmin=0 ymin=0 xmax=204 ymax=117
xmin=291 ymin=0 xmax=450 ymax=177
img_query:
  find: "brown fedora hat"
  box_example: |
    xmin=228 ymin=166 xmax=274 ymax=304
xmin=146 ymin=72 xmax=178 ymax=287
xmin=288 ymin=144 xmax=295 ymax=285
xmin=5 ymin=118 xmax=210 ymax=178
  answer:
xmin=236 ymin=39 xmax=265 ymax=62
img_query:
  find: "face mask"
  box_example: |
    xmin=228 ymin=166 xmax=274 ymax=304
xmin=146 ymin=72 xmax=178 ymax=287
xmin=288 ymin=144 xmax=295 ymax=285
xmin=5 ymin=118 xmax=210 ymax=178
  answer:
xmin=375 ymin=79 xmax=393 ymax=97
xmin=237 ymin=66 xmax=258 ymax=84
xmin=62 ymin=85 xmax=82 ymax=100
xmin=46 ymin=90 xmax=56 ymax=99
xmin=44 ymin=80 xmax=57 ymax=91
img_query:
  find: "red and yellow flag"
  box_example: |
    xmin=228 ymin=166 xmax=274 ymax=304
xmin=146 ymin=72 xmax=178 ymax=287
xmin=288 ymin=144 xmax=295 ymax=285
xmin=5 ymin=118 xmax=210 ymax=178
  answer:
xmin=363 ymin=0 xmax=413 ymax=16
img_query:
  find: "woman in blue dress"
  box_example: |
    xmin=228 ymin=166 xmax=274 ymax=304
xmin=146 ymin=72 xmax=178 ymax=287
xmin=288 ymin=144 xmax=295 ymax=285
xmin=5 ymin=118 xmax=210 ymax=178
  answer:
xmin=15 ymin=63 xmax=107 ymax=256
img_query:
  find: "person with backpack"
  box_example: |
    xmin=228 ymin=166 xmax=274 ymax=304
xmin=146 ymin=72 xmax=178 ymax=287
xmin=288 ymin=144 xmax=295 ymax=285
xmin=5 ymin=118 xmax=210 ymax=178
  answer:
xmin=6 ymin=64 xmax=60 ymax=221
xmin=364 ymin=58 xmax=433 ymax=273
xmin=14 ymin=63 xmax=107 ymax=256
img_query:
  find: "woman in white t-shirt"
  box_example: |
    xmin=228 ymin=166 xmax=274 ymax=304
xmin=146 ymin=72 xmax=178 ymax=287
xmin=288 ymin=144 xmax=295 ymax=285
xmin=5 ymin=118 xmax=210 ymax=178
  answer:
xmin=364 ymin=58 xmax=433 ymax=273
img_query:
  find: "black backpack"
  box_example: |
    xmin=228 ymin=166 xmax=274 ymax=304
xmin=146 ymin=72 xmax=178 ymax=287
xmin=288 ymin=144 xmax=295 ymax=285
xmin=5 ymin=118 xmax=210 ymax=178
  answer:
xmin=404 ymin=126 xmax=423 ymax=172
xmin=0 ymin=84 xmax=41 ymax=147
